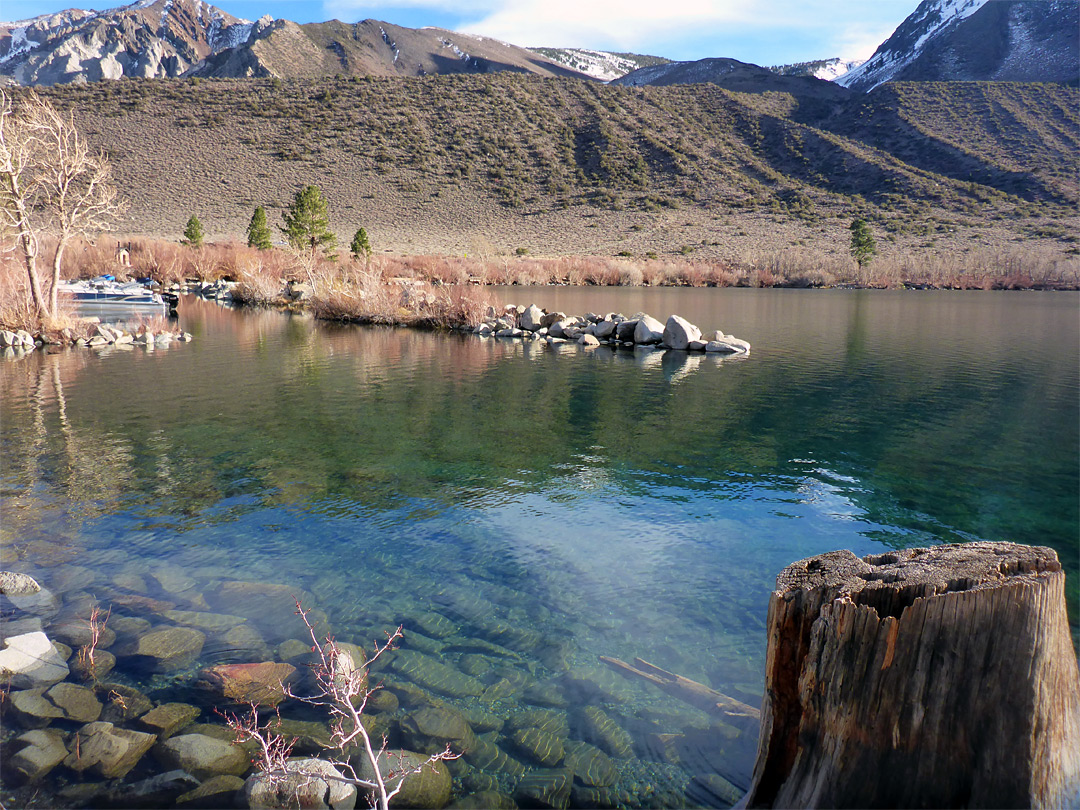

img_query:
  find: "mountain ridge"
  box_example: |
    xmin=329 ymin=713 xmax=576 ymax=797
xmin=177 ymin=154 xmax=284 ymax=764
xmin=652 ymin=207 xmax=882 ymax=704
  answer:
xmin=840 ymin=0 xmax=1079 ymax=91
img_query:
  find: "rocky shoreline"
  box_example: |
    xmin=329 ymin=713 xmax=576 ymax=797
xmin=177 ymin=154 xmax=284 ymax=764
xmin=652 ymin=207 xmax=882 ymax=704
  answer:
xmin=0 ymin=322 xmax=192 ymax=357
xmin=0 ymin=561 xmax=752 ymax=809
xmin=474 ymin=304 xmax=751 ymax=355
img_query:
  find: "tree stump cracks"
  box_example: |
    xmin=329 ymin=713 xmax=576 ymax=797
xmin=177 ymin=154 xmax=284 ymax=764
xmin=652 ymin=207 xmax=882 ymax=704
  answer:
xmin=746 ymin=542 xmax=1080 ymax=809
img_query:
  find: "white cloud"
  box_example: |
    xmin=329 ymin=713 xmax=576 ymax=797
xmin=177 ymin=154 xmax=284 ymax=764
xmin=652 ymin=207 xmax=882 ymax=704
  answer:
xmin=458 ymin=0 xmax=754 ymax=50
xmin=320 ymin=0 xmax=912 ymax=62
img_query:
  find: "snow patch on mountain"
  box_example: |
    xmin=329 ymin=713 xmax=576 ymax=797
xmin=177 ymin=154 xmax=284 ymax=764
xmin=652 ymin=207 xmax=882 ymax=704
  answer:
xmin=838 ymin=0 xmax=988 ymax=90
xmin=770 ymin=57 xmax=865 ymax=81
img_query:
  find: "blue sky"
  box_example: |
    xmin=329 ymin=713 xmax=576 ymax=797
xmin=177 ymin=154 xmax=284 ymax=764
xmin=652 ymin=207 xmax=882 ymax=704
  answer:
xmin=3 ymin=0 xmax=921 ymax=65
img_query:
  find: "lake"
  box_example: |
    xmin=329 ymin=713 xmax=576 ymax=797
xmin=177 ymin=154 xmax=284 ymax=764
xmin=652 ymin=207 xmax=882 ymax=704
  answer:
xmin=1 ymin=288 xmax=1077 ymax=808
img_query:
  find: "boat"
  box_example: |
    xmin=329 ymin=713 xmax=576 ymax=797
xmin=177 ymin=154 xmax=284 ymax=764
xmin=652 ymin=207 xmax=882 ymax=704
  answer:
xmin=57 ymin=276 xmax=176 ymax=319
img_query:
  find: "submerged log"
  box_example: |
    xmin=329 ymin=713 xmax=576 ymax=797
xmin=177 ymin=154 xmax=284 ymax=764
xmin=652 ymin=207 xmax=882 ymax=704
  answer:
xmin=746 ymin=542 xmax=1080 ymax=809
xmin=601 ymin=656 xmax=760 ymax=721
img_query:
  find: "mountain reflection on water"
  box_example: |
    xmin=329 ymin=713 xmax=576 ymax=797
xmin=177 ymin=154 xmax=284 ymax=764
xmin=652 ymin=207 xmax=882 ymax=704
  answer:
xmin=1 ymin=289 xmax=1076 ymax=807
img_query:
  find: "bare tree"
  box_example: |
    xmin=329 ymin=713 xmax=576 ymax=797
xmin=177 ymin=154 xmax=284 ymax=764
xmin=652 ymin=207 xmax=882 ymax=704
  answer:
xmin=0 ymin=89 xmax=48 ymax=317
xmin=0 ymin=88 xmax=125 ymax=321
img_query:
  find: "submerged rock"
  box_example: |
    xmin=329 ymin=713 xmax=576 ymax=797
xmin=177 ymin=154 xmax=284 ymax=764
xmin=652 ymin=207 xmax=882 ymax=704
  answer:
xmin=114 ymin=625 xmax=205 ymax=673
xmin=0 ymin=571 xmax=41 ymax=596
xmin=507 ymin=726 xmax=566 ymax=767
xmin=563 ymin=740 xmax=618 ymax=788
xmin=355 ymin=749 xmax=452 ymax=809
xmin=580 ymin=707 xmax=634 ymax=758
xmin=513 ymin=768 xmax=573 ymax=810
xmin=197 ymin=661 xmax=298 ymax=707
xmin=400 ymin=705 xmax=477 ymax=755
xmin=154 ymin=733 xmax=250 ymax=780
xmin=0 ymin=631 xmax=69 ymax=689
xmin=391 ymin=650 xmax=484 ymax=698
xmin=177 ymin=774 xmax=245 ymax=808
xmin=7 ymin=728 xmax=68 ymax=783
xmin=64 ymin=721 xmax=158 ymax=779
xmin=136 ymin=702 xmax=201 ymax=739
xmin=245 ymin=758 xmax=357 ymax=809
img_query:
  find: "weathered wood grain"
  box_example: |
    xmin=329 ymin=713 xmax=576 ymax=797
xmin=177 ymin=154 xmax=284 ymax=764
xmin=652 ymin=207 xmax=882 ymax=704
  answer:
xmin=746 ymin=542 xmax=1080 ymax=809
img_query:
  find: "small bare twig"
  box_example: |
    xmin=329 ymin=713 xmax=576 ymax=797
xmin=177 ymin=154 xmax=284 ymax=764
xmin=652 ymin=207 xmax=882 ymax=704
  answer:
xmin=75 ymin=605 xmax=110 ymax=683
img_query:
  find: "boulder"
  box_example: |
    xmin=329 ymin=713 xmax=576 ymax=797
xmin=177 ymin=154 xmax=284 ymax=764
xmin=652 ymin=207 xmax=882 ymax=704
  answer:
xmin=176 ymin=774 xmax=245 ymax=808
xmin=407 ymin=611 xmax=458 ymax=638
xmin=580 ymin=707 xmax=634 ymax=758
xmin=539 ymin=312 xmax=565 ymax=329
xmin=0 ymin=571 xmax=40 ymax=595
xmin=578 ymin=334 xmax=600 ymax=347
xmin=355 ymin=749 xmax=452 ymax=809
xmin=136 ymin=702 xmax=201 ymax=739
xmin=197 ymin=662 xmax=298 ymax=707
xmin=400 ymin=705 xmax=477 ymax=755
xmin=593 ymin=320 xmax=618 ymax=339
xmin=662 ymin=315 xmax=702 ymax=350
xmin=7 ymin=687 xmax=65 ymax=727
xmin=7 ymin=728 xmax=68 ymax=783
xmin=160 ymin=610 xmax=248 ymax=633
xmin=614 ymin=319 xmax=638 ymax=341
xmin=688 ymin=340 xmax=707 ymax=351
xmin=102 ymin=770 xmax=202 ymax=808
xmin=705 ymin=338 xmax=750 ymax=355
xmin=70 ymin=648 xmax=116 ymax=681
xmin=548 ymin=319 xmax=575 ymax=339
xmin=461 ymin=738 xmax=526 ymax=777
xmin=449 ymin=791 xmax=517 ymax=809
xmin=204 ymin=580 xmax=318 ymax=643
xmin=633 ymin=315 xmax=665 ymax=344
xmin=64 ymin=721 xmax=157 ymax=778
xmin=0 ymin=330 xmax=16 ymax=346
xmin=50 ymin=618 xmax=117 ymax=649
xmin=686 ymin=773 xmax=743 ymax=808
xmin=0 ymin=632 xmax=69 ymax=689
xmin=391 ymin=650 xmax=484 ymax=698
xmin=154 ymin=733 xmax=250 ymax=780
xmin=513 ymin=768 xmax=573 ymax=810
xmin=507 ymin=727 xmax=566 ymax=767
xmin=563 ymin=740 xmax=618 ymax=787
xmin=3 ymin=584 xmax=60 ymax=618
xmin=519 ymin=305 xmax=545 ymax=332
xmin=44 ymin=682 xmax=102 ymax=722
xmin=245 ymin=758 xmax=356 ymax=809
xmin=114 ymin=625 xmax=205 ymax=672
xmin=97 ymin=682 xmax=154 ymax=723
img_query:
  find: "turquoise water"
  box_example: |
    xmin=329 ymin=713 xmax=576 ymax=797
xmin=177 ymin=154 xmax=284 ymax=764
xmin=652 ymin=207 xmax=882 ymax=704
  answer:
xmin=1 ymin=289 xmax=1077 ymax=807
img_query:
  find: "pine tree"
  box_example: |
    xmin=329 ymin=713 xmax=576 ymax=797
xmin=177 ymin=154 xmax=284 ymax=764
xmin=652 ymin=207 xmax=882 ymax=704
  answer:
xmin=350 ymin=227 xmax=372 ymax=261
xmin=281 ymin=185 xmax=336 ymax=256
xmin=247 ymin=206 xmax=273 ymax=250
xmin=182 ymin=214 xmax=205 ymax=248
xmin=849 ymin=218 xmax=876 ymax=268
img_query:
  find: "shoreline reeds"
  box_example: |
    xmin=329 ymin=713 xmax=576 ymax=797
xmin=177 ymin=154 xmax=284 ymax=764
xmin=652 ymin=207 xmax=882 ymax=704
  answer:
xmin=2 ymin=237 xmax=1077 ymax=335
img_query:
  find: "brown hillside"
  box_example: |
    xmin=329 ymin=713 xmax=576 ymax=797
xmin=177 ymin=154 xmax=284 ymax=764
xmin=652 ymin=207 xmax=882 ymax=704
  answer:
xmin=32 ymin=75 xmax=1079 ymax=260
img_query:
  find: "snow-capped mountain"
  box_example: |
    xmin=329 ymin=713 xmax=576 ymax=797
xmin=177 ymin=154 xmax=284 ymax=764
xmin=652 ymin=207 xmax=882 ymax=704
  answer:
xmin=612 ymin=56 xmax=850 ymax=100
xmin=839 ymin=0 xmax=1079 ymax=91
xmin=528 ymin=47 xmax=670 ymax=82
xmin=0 ymin=0 xmax=256 ymax=85
xmin=770 ymin=58 xmax=865 ymax=82
xmin=0 ymin=2 xmax=593 ymax=84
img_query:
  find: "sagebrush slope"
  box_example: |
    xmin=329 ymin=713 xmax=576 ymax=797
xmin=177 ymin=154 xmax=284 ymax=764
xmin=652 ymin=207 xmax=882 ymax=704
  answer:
xmin=30 ymin=74 xmax=1078 ymax=258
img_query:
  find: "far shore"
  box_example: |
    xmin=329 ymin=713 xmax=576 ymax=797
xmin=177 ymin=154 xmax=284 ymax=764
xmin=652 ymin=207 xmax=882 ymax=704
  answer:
xmin=2 ymin=237 xmax=1078 ymax=342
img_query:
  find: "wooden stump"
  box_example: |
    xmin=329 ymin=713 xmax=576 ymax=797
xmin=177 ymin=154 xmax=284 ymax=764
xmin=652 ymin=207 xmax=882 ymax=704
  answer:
xmin=745 ymin=542 xmax=1080 ymax=809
